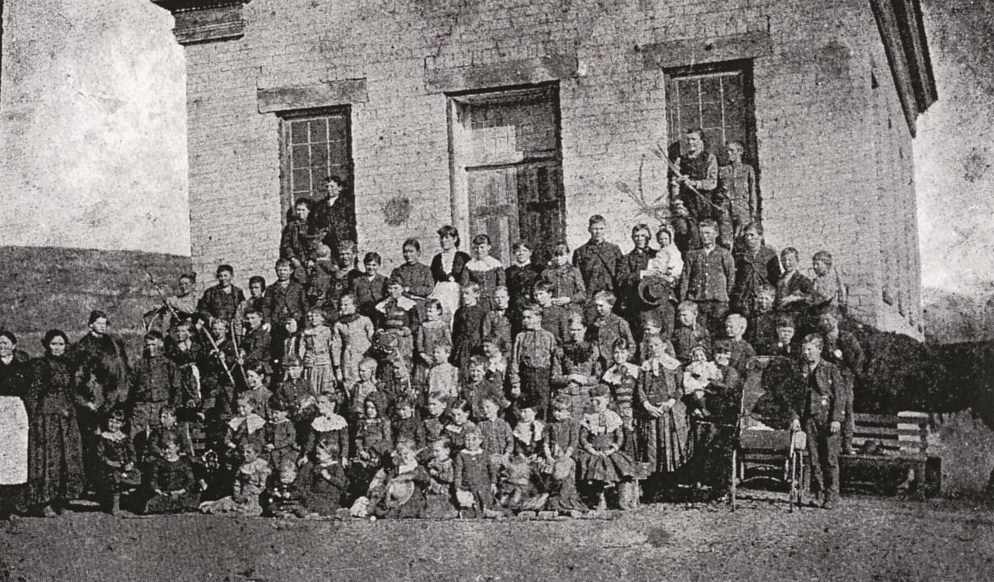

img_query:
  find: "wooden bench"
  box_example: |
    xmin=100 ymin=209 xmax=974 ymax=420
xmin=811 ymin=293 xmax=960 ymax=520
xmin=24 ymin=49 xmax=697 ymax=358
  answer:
xmin=840 ymin=411 xmax=941 ymax=498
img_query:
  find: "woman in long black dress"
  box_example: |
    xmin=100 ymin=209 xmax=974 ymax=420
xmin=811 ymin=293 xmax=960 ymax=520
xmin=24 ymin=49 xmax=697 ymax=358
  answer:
xmin=0 ymin=330 xmax=32 ymax=519
xmin=27 ymin=330 xmax=85 ymax=516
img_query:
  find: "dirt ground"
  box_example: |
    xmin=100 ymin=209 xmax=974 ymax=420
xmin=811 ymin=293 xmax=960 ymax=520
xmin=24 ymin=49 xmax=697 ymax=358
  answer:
xmin=1 ymin=493 xmax=991 ymax=582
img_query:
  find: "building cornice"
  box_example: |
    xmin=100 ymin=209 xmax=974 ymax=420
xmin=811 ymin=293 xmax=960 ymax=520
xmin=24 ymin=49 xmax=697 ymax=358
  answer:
xmin=870 ymin=0 xmax=938 ymax=137
xmin=152 ymin=0 xmax=251 ymax=45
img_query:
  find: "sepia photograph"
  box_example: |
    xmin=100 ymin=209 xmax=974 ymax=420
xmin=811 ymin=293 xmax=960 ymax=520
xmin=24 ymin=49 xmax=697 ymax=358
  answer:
xmin=0 ymin=0 xmax=992 ymax=580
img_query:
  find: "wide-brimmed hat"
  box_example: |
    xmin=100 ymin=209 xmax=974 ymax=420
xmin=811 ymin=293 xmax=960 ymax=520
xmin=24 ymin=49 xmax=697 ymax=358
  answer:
xmin=638 ymin=277 xmax=671 ymax=307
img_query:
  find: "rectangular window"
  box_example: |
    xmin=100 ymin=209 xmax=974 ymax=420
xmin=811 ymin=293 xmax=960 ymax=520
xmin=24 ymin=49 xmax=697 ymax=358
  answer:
xmin=279 ymin=108 xmax=353 ymax=222
xmin=666 ymin=61 xmax=760 ymax=216
xmin=448 ymin=85 xmax=565 ymax=265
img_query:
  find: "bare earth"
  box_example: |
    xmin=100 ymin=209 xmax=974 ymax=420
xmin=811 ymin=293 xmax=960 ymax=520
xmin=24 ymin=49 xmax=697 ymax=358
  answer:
xmin=1 ymin=494 xmax=991 ymax=582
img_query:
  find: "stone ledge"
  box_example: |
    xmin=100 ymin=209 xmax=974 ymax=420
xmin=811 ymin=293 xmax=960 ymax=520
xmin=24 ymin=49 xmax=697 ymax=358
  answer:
xmin=425 ymin=53 xmax=578 ymax=94
xmin=257 ymin=79 xmax=369 ymax=114
xmin=638 ymin=30 xmax=773 ymax=71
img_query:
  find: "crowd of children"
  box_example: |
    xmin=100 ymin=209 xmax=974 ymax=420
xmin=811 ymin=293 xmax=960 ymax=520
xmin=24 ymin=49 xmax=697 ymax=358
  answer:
xmin=1 ymin=191 xmax=858 ymax=519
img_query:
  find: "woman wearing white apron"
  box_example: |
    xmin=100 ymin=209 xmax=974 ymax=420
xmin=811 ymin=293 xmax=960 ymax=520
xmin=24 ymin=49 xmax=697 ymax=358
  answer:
xmin=0 ymin=331 xmax=31 ymax=519
xmin=429 ymin=225 xmax=471 ymax=329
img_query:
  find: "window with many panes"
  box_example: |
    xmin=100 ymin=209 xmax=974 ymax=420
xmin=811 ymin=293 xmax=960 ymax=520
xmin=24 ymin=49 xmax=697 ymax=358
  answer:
xmin=666 ymin=61 xmax=760 ymax=215
xmin=279 ymin=108 xmax=354 ymax=221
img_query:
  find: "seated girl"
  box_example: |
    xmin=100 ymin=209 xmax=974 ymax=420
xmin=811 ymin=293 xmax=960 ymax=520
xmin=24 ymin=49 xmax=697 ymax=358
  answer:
xmin=200 ymin=442 xmax=271 ymax=516
xmin=141 ymin=436 xmax=200 ymax=515
xmin=366 ymin=440 xmax=430 ymax=519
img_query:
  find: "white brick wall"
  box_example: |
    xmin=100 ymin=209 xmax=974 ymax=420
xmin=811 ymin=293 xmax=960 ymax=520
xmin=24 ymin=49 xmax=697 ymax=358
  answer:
xmin=177 ymin=0 xmax=924 ymax=339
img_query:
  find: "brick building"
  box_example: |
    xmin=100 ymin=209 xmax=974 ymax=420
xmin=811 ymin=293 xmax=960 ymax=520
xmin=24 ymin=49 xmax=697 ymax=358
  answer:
xmin=153 ymin=0 xmax=935 ymax=339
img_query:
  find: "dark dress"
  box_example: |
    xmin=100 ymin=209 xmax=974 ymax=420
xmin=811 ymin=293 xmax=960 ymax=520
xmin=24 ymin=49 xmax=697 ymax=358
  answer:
xmin=454 ymin=448 xmax=493 ymax=515
xmin=26 ymin=354 xmax=85 ymax=507
xmin=299 ymin=460 xmax=349 ymax=516
xmin=635 ymin=362 xmax=690 ymax=474
xmin=450 ymin=304 xmax=488 ymax=372
xmin=142 ymin=455 xmax=199 ymax=514
xmin=370 ymin=463 xmax=430 ymax=519
xmin=542 ymin=418 xmax=586 ymax=512
xmin=94 ymin=431 xmax=140 ymax=495
xmin=579 ymin=410 xmax=637 ymax=484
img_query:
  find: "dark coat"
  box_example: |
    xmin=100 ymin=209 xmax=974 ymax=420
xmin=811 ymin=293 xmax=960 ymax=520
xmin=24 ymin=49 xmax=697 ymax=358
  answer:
xmin=197 ymin=285 xmax=246 ymax=323
xmin=573 ymin=239 xmax=623 ymax=298
xmin=263 ymin=280 xmax=308 ymax=326
xmin=680 ymin=247 xmax=735 ymax=303
xmin=802 ymin=360 xmax=845 ymax=424
xmin=731 ymin=245 xmax=782 ymax=315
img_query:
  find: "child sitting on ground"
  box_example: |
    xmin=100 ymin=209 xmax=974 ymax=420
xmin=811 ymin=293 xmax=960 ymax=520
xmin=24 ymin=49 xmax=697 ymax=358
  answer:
xmin=298 ymin=444 xmax=350 ymax=517
xmin=351 ymin=394 xmax=392 ymax=496
xmin=364 ymin=440 xmax=430 ymax=519
xmin=477 ymin=398 xmax=514 ymax=476
xmin=262 ymin=460 xmax=308 ymax=518
xmin=423 ymin=438 xmax=458 ymax=519
xmin=454 ymin=426 xmax=499 ymax=518
xmin=140 ymin=436 xmax=200 ymax=515
xmin=200 ymin=442 xmax=271 ymax=516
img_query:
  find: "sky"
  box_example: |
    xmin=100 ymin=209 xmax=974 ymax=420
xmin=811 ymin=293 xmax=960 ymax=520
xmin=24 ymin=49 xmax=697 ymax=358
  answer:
xmin=0 ymin=0 xmax=990 ymax=296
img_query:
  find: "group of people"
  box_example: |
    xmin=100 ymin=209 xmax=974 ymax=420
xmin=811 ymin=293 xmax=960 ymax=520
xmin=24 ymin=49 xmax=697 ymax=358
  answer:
xmin=0 ymin=130 xmax=866 ymax=519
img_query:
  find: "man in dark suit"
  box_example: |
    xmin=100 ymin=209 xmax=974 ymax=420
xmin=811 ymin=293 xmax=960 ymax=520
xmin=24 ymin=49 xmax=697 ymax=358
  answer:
xmin=793 ymin=334 xmax=844 ymax=509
